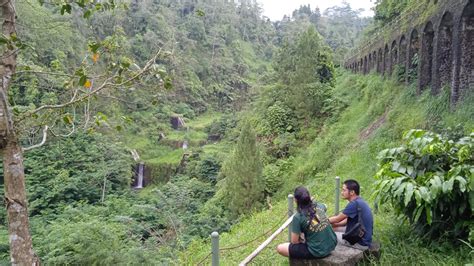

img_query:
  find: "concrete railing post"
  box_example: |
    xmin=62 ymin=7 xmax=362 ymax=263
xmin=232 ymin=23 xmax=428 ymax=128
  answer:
xmin=288 ymin=194 xmax=294 ymax=241
xmin=335 ymin=176 xmax=340 ymax=215
xmin=211 ymin=231 xmax=219 ymax=266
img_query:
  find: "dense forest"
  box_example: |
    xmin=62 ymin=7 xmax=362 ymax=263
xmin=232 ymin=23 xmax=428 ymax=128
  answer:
xmin=0 ymin=0 xmax=472 ymax=265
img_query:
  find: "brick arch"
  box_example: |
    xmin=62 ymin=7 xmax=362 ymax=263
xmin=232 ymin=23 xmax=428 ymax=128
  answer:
xmin=368 ymin=53 xmax=372 ymax=72
xmin=364 ymin=56 xmax=368 ymax=74
xmin=391 ymin=40 xmax=398 ymax=73
xmin=372 ymin=51 xmax=377 ymax=72
xmin=384 ymin=44 xmax=390 ymax=75
xmin=434 ymin=11 xmax=454 ymax=93
xmin=420 ymin=21 xmax=435 ymax=91
xmin=408 ymin=29 xmax=420 ymax=82
xmin=458 ymin=0 xmax=474 ymax=100
xmin=377 ymin=48 xmax=383 ymax=73
xmin=399 ymin=35 xmax=408 ymax=78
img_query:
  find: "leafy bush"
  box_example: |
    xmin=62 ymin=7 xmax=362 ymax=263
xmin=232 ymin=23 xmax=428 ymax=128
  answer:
xmin=374 ymin=129 xmax=473 ymax=242
xmin=273 ymin=26 xmax=335 ymax=120
xmin=262 ymin=164 xmax=284 ymax=196
xmin=23 ymin=133 xmax=132 ymax=215
xmin=185 ymin=156 xmax=220 ymax=183
xmin=264 ymin=102 xmax=294 ymax=135
xmin=206 ymin=115 xmax=237 ymax=138
xmin=196 ymin=157 xmax=221 ymax=184
xmin=173 ymin=102 xmax=196 ymax=119
xmin=34 ymin=217 xmax=165 ymax=265
xmin=151 ymin=175 xmax=216 ymax=242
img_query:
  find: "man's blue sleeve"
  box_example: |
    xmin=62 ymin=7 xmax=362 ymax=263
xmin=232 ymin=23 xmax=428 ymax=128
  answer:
xmin=342 ymin=201 xmax=357 ymax=218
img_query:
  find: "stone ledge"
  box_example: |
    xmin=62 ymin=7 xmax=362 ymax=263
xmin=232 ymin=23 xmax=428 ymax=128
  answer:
xmin=290 ymin=242 xmax=381 ymax=266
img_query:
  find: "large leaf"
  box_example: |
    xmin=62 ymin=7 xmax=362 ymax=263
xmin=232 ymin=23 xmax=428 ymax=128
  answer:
xmin=414 ymin=189 xmax=422 ymax=205
xmin=394 ymin=182 xmax=407 ymax=198
xmin=429 ymin=175 xmax=442 ymax=195
xmin=406 ymin=165 xmax=415 ymax=177
xmin=404 ymin=183 xmax=414 ymax=206
xmin=393 ymin=177 xmax=405 ymax=189
xmin=442 ymin=177 xmax=454 ymax=193
xmin=419 ymin=186 xmax=431 ymax=203
xmin=454 ymin=176 xmax=467 ymax=193
xmin=469 ymin=191 xmax=474 ymax=212
xmin=413 ymin=205 xmax=424 ymax=223
xmin=392 ymin=160 xmax=401 ymax=172
xmin=426 ymin=207 xmax=432 ymax=225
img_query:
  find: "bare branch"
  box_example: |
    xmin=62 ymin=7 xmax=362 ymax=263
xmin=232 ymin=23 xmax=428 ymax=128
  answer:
xmin=22 ymin=125 xmax=48 ymax=151
xmin=0 ymin=48 xmax=20 ymax=59
xmin=83 ymin=94 xmax=91 ymax=129
xmin=18 ymin=48 xmax=163 ymax=119
xmin=14 ymin=70 xmax=73 ymax=77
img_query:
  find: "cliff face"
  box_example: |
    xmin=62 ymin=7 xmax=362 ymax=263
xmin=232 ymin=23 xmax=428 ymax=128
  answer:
xmin=345 ymin=0 xmax=473 ymax=105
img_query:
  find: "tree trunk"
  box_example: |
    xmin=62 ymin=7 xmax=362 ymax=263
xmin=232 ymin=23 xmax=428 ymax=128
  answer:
xmin=1 ymin=0 xmax=39 ymax=264
xmin=3 ymin=137 xmax=38 ymax=265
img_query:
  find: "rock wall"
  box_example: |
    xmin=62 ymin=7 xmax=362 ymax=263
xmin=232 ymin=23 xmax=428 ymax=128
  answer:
xmin=345 ymin=0 xmax=473 ymax=105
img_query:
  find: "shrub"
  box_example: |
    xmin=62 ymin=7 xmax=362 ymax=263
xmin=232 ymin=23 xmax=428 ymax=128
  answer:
xmin=264 ymin=102 xmax=294 ymax=135
xmin=206 ymin=114 xmax=237 ymax=138
xmin=23 ymin=133 xmax=132 ymax=216
xmin=374 ymin=129 xmax=473 ymax=242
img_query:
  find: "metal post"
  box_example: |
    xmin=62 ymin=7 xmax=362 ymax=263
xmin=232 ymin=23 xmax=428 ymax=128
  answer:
xmin=288 ymin=194 xmax=294 ymax=241
xmin=335 ymin=176 xmax=340 ymax=215
xmin=211 ymin=231 xmax=219 ymax=266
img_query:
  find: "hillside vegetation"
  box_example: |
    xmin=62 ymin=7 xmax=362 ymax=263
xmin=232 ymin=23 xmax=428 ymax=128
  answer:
xmin=0 ymin=0 xmax=472 ymax=264
xmin=180 ymin=71 xmax=473 ymax=265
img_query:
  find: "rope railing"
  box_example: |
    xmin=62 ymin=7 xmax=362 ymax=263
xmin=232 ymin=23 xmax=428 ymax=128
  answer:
xmin=239 ymin=213 xmax=295 ymax=266
xmin=196 ymin=212 xmax=290 ymax=265
xmin=199 ymin=176 xmax=342 ymax=265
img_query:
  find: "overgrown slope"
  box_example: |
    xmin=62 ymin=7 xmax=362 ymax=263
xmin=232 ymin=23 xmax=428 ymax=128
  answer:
xmin=180 ymin=70 xmax=474 ymax=265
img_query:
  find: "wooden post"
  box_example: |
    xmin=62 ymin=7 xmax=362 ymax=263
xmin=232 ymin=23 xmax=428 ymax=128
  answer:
xmin=335 ymin=176 xmax=340 ymax=215
xmin=288 ymin=194 xmax=294 ymax=241
xmin=211 ymin=231 xmax=219 ymax=266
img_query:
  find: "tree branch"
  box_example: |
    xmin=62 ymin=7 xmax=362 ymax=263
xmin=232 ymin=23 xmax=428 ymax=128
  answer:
xmin=14 ymin=70 xmax=74 ymax=77
xmin=18 ymin=48 xmax=163 ymax=119
xmin=22 ymin=125 xmax=48 ymax=151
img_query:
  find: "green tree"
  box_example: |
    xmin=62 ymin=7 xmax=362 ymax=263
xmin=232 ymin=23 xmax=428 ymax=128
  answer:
xmin=373 ymin=0 xmax=412 ymax=25
xmin=0 ymin=1 xmax=163 ymax=264
xmin=273 ymin=26 xmax=335 ymax=120
xmin=220 ymin=121 xmax=264 ymax=216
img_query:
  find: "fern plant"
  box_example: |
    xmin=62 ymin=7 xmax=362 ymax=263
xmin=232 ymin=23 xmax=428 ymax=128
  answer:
xmin=374 ymin=129 xmax=473 ymax=242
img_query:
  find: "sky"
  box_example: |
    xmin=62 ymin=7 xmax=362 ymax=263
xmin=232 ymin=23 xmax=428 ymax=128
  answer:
xmin=257 ymin=0 xmax=375 ymax=21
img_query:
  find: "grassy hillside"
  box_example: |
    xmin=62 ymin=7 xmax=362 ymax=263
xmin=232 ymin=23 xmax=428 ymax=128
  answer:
xmin=179 ymin=70 xmax=474 ymax=265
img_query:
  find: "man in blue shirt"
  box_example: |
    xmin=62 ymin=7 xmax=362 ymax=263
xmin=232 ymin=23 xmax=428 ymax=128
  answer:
xmin=329 ymin=179 xmax=373 ymax=250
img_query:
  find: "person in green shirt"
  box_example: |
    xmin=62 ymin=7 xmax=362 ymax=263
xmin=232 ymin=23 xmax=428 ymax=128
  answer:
xmin=277 ymin=186 xmax=337 ymax=259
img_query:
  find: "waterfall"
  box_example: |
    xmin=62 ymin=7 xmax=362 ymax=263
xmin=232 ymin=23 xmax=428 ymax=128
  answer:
xmin=131 ymin=149 xmax=140 ymax=162
xmin=182 ymin=140 xmax=188 ymax=150
xmin=135 ymin=163 xmax=144 ymax=189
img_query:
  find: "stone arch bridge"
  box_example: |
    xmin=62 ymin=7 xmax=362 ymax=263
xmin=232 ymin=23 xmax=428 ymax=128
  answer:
xmin=344 ymin=0 xmax=473 ymax=104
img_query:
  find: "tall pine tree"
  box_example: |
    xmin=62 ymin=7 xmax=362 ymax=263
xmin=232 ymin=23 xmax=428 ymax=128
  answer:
xmin=220 ymin=121 xmax=264 ymax=216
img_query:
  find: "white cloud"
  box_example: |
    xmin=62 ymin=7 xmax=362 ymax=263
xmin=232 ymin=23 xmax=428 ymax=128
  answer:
xmin=257 ymin=0 xmax=375 ymax=21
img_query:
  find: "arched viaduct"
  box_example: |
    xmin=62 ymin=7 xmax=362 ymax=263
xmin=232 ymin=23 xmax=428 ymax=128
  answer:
xmin=344 ymin=0 xmax=473 ymax=104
